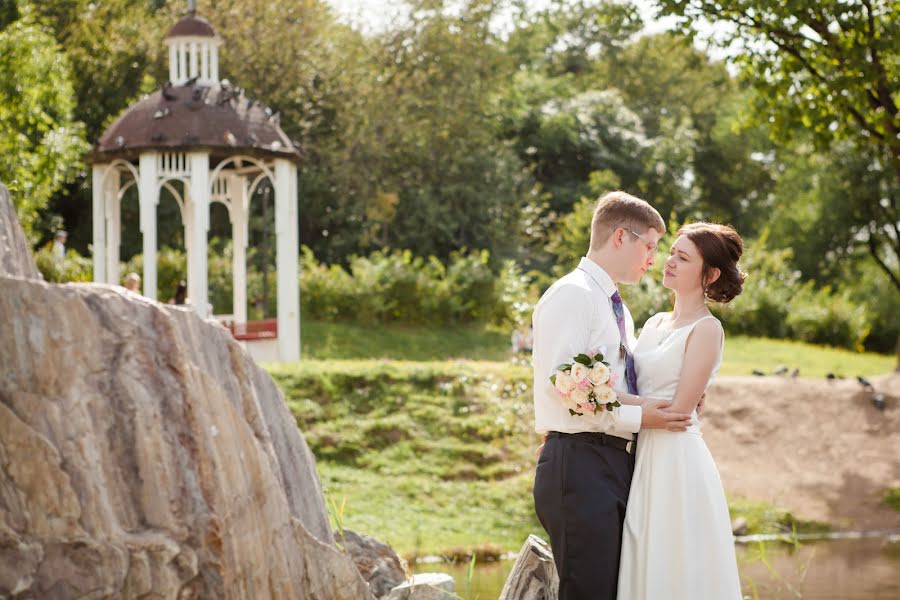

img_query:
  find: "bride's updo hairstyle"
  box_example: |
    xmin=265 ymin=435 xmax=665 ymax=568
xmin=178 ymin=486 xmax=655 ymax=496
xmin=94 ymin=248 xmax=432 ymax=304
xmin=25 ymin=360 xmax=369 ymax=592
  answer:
xmin=677 ymin=222 xmax=747 ymax=303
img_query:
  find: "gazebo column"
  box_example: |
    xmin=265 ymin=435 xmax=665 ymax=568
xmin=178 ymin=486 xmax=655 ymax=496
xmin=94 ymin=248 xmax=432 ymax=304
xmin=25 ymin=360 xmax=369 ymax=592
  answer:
xmin=274 ymin=158 xmax=300 ymax=361
xmin=182 ymin=187 xmax=193 ymax=289
xmin=104 ymin=170 xmax=121 ymax=285
xmin=188 ymin=152 xmax=210 ymax=317
xmin=91 ymin=164 xmax=108 ymax=283
xmin=230 ymin=174 xmax=248 ymax=325
xmin=138 ymin=153 xmax=158 ymax=299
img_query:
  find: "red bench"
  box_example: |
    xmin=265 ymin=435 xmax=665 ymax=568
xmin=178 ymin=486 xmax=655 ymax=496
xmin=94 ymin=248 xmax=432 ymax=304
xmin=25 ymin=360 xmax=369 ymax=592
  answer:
xmin=226 ymin=319 xmax=278 ymax=341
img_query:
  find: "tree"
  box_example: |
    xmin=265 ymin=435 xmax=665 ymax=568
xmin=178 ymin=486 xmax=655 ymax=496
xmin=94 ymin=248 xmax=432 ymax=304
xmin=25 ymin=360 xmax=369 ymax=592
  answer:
xmin=596 ymin=32 xmax=775 ymax=234
xmin=655 ymin=0 xmax=900 ymax=361
xmin=0 ymin=7 xmax=87 ymax=241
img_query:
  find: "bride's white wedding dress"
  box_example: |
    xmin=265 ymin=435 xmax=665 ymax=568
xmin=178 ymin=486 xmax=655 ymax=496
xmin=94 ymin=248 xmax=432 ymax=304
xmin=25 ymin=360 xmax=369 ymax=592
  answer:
xmin=617 ymin=313 xmax=742 ymax=599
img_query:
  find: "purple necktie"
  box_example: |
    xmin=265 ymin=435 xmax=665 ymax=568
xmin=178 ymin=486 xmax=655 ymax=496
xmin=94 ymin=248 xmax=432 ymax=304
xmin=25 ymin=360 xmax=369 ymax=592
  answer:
xmin=610 ymin=291 xmax=638 ymax=395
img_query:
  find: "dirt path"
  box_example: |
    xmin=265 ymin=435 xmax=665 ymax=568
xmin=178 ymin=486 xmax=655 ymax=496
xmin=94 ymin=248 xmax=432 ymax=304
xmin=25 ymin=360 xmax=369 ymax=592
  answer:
xmin=702 ymin=373 xmax=900 ymax=531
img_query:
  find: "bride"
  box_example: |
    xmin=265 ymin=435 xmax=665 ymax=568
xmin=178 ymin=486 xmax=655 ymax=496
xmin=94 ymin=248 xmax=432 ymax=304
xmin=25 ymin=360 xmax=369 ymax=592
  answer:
xmin=617 ymin=222 xmax=746 ymax=599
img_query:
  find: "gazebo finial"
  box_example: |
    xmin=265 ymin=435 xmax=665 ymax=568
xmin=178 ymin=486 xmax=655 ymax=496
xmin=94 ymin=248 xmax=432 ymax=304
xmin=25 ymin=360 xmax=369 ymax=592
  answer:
xmin=187 ymin=0 xmax=197 ymax=16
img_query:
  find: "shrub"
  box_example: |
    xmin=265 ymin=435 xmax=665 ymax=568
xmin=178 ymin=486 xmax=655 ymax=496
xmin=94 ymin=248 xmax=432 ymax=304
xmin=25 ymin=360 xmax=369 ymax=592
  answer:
xmin=34 ymin=245 xmax=92 ymax=282
xmin=299 ymin=246 xmax=534 ymax=327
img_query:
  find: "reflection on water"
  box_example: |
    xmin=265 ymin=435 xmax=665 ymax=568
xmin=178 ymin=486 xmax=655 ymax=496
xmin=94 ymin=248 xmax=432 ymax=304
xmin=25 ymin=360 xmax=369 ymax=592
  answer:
xmin=435 ymin=536 xmax=900 ymax=600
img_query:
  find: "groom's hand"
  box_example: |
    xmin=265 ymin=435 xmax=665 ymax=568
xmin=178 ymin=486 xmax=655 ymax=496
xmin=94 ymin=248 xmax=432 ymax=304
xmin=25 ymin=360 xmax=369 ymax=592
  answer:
xmin=640 ymin=400 xmax=691 ymax=431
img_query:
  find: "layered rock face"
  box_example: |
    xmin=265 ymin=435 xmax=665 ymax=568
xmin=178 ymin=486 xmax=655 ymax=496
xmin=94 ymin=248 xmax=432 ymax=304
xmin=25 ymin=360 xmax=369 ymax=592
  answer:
xmin=0 ymin=185 xmax=374 ymax=598
xmin=0 ymin=184 xmax=39 ymax=279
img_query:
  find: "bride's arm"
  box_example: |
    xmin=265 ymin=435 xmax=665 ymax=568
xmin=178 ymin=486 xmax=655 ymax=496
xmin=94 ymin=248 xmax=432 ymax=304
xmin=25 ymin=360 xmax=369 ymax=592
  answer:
xmin=616 ymin=391 xmax=643 ymax=406
xmin=668 ymin=319 xmax=724 ymax=414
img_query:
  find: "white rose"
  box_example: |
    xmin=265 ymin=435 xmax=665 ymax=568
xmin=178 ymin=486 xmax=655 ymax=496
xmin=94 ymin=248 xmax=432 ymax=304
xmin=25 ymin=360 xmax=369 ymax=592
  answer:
xmin=593 ymin=386 xmax=618 ymax=405
xmin=589 ymin=363 xmax=610 ymax=385
xmin=554 ymin=371 xmax=576 ymax=394
xmin=570 ymin=388 xmax=590 ymax=406
xmin=570 ymin=363 xmax=589 ymax=383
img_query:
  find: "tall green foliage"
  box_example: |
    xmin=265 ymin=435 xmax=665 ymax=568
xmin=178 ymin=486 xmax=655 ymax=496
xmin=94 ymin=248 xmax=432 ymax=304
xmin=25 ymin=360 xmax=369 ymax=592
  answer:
xmin=0 ymin=7 xmax=87 ymax=241
xmin=656 ymin=0 xmax=899 ymax=294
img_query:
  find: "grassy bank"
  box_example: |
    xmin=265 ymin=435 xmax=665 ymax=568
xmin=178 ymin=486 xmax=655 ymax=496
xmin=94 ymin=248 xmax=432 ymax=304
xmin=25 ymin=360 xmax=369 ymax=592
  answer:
xmin=267 ymin=359 xmax=850 ymax=558
xmin=268 ymin=361 xmax=538 ymax=557
xmin=299 ymin=320 xmax=895 ymax=377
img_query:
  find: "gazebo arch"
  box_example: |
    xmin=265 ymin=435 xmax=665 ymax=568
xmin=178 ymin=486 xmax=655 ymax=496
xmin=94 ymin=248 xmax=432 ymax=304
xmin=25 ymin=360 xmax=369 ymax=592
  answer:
xmin=87 ymin=5 xmax=302 ymax=362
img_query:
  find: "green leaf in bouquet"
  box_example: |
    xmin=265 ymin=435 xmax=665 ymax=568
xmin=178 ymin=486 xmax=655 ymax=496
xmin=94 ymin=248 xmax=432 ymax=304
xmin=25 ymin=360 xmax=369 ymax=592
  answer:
xmin=574 ymin=354 xmax=592 ymax=366
xmin=550 ymin=374 xmax=557 ymax=385
xmin=568 ymin=408 xmax=583 ymax=416
xmin=554 ymin=363 xmax=573 ymax=373
xmin=593 ymin=353 xmax=604 ymax=363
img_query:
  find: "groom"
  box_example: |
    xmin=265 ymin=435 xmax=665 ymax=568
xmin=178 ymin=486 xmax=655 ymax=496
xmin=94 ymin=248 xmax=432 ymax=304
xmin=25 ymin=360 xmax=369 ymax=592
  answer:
xmin=532 ymin=191 xmax=693 ymax=599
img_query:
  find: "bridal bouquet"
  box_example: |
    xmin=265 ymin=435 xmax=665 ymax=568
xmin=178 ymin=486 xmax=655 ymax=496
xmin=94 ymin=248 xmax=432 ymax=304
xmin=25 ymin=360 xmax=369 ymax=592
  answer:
xmin=550 ymin=351 xmax=621 ymax=416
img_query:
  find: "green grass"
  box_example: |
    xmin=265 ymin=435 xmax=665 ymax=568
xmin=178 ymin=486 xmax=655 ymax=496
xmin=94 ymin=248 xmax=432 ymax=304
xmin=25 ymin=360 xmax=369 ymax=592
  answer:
xmin=885 ymin=488 xmax=900 ymax=512
xmin=300 ymin=320 xmax=510 ymax=361
xmin=728 ymin=497 xmax=831 ymax=536
xmin=296 ymin=320 xmax=895 ymax=377
xmin=721 ymin=335 xmax=895 ymax=377
xmin=267 ymin=360 xmax=541 ymax=557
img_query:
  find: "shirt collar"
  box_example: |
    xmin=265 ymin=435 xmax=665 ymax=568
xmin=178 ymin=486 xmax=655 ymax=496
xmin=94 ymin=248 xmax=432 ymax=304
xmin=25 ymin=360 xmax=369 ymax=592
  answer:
xmin=577 ymin=257 xmax=618 ymax=298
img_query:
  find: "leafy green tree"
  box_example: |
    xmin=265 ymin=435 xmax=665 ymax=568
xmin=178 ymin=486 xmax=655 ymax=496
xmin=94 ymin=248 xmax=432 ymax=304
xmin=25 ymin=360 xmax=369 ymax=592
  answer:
xmin=505 ymin=0 xmax=643 ymax=77
xmin=295 ymin=0 xmax=529 ymax=262
xmin=597 ymin=32 xmax=775 ymax=233
xmin=655 ymin=0 xmax=899 ymax=290
xmin=0 ymin=7 xmax=87 ymax=241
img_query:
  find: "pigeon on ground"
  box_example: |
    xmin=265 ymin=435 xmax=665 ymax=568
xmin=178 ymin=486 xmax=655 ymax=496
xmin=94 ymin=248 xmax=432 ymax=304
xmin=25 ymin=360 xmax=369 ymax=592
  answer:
xmin=752 ymin=369 xmax=766 ymax=376
xmin=774 ymin=365 xmax=789 ymax=376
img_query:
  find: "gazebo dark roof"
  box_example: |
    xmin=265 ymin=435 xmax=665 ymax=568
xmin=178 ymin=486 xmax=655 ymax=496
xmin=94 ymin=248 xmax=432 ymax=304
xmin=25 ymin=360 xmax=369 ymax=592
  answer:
xmin=92 ymin=81 xmax=301 ymax=164
xmin=165 ymin=14 xmax=217 ymax=38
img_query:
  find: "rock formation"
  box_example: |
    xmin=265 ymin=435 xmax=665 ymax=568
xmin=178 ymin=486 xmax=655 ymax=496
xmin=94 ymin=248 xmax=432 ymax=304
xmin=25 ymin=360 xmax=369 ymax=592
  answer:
xmin=498 ymin=535 xmax=558 ymax=600
xmin=0 ymin=183 xmax=375 ymax=598
xmin=0 ymin=184 xmax=39 ymax=279
xmin=338 ymin=529 xmax=407 ymax=598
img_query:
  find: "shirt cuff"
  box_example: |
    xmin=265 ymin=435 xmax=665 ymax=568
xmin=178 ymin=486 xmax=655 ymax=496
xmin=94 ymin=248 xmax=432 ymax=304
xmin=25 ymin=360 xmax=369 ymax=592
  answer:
xmin=616 ymin=404 xmax=642 ymax=434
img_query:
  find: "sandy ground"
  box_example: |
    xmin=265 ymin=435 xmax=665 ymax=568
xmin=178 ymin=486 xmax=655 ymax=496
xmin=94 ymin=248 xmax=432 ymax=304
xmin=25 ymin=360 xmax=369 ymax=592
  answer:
xmin=701 ymin=372 xmax=900 ymax=531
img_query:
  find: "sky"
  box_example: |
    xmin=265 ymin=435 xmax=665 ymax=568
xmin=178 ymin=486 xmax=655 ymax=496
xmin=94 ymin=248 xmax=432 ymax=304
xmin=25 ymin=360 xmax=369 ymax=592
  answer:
xmin=324 ymin=0 xmax=681 ymax=37
xmin=322 ymin=0 xmax=734 ymax=62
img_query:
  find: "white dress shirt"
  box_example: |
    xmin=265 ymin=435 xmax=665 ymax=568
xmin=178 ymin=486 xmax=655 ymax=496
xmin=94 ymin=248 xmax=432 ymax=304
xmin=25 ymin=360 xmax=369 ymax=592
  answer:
xmin=532 ymin=257 xmax=642 ymax=439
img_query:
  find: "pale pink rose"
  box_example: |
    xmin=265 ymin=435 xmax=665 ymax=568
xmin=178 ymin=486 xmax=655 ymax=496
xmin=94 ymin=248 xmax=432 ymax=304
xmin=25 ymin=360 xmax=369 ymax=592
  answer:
xmin=608 ymin=371 xmax=620 ymax=387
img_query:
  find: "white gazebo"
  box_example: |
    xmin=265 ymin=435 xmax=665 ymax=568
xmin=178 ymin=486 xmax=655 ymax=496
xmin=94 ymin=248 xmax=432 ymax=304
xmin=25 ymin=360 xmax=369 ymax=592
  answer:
xmin=88 ymin=5 xmax=301 ymax=361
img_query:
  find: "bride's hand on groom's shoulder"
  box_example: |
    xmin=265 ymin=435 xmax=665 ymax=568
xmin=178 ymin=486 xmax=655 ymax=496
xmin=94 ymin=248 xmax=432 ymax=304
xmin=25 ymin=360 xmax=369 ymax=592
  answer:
xmin=640 ymin=399 xmax=692 ymax=432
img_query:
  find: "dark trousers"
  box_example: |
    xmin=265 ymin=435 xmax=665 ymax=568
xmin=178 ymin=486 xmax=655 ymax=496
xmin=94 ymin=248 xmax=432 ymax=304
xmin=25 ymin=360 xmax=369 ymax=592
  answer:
xmin=533 ymin=432 xmax=635 ymax=600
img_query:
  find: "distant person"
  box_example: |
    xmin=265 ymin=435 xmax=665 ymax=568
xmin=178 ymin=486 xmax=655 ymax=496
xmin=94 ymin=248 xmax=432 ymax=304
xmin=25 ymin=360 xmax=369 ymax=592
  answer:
xmin=169 ymin=280 xmax=188 ymax=306
xmin=123 ymin=272 xmax=141 ymax=293
xmin=511 ymin=325 xmax=533 ymax=354
xmin=52 ymin=230 xmax=67 ymax=258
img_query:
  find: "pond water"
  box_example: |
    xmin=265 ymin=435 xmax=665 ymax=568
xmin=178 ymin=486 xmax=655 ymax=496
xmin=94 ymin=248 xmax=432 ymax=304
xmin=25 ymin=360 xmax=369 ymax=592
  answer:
xmin=432 ymin=536 xmax=900 ymax=599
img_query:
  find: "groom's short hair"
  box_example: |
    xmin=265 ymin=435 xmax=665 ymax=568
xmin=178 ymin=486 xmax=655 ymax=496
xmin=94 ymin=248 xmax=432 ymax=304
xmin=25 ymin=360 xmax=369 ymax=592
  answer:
xmin=589 ymin=191 xmax=665 ymax=251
